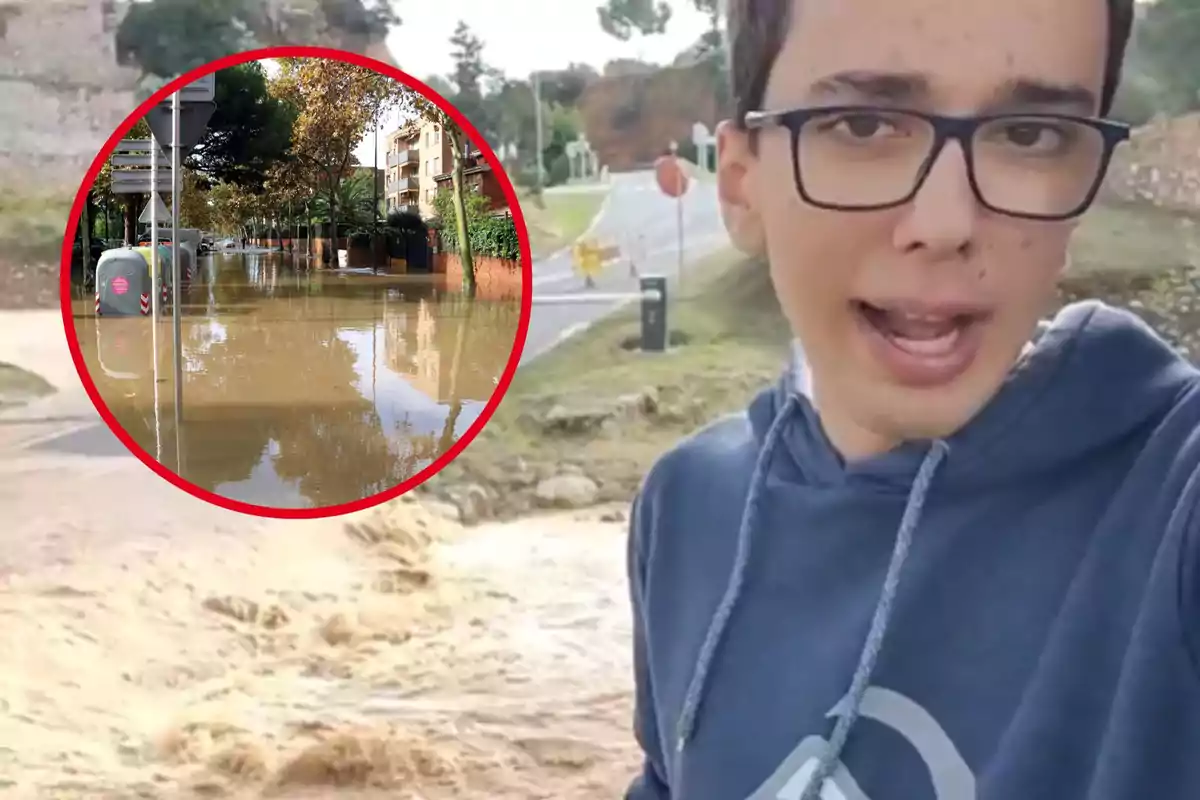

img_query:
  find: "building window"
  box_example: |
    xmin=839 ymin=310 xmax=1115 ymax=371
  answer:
xmin=432 ymin=157 xmax=440 ymax=175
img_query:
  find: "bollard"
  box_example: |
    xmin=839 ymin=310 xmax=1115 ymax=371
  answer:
xmin=640 ymin=275 xmax=668 ymax=352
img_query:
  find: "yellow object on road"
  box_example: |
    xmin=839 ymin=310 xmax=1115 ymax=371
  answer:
xmin=571 ymin=238 xmax=620 ymax=286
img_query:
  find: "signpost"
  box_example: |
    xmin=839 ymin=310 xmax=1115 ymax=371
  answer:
xmin=111 ymin=73 xmax=216 ymax=473
xmin=655 ymin=143 xmax=689 ymax=296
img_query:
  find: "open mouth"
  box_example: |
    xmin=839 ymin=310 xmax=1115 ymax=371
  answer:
xmin=852 ymin=300 xmax=990 ymax=387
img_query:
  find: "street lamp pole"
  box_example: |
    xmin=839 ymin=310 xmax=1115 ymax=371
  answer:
xmin=533 ymin=70 xmax=545 ymax=196
xmin=373 ymin=102 xmax=380 ymax=273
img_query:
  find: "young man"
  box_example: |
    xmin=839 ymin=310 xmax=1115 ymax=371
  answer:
xmin=625 ymin=0 xmax=1200 ymax=798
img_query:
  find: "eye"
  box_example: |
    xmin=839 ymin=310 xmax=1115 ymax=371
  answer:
xmin=815 ymin=112 xmax=905 ymax=141
xmin=995 ymin=121 xmax=1072 ymax=153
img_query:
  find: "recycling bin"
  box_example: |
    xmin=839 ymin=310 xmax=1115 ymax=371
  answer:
xmin=96 ymin=248 xmax=157 ymax=316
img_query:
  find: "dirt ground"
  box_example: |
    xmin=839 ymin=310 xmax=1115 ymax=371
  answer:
xmin=1 ymin=493 xmax=637 ymax=799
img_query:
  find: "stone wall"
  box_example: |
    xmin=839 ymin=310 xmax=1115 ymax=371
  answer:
xmin=1103 ymin=113 xmax=1200 ymax=213
xmin=0 ymin=0 xmax=139 ymax=191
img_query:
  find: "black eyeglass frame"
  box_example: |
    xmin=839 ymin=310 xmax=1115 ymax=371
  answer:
xmin=743 ymin=105 xmax=1131 ymax=221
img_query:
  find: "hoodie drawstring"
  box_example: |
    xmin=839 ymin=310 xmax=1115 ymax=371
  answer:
xmin=674 ymin=393 xmax=800 ymax=753
xmin=671 ymin=395 xmax=950 ymax=800
xmin=798 ymin=437 xmax=948 ymax=799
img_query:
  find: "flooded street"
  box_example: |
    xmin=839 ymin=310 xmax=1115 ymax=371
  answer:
xmin=70 ymin=251 xmax=521 ymax=508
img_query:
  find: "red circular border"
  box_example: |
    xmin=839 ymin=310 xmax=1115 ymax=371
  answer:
xmin=60 ymin=46 xmax=533 ymax=520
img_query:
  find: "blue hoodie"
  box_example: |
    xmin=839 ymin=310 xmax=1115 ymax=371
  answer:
xmin=626 ymin=301 xmax=1200 ymax=800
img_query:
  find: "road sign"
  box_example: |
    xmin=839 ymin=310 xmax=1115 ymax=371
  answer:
xmin=138 ymin=194 xmax=170 ymax=225
xmin=655 ymin=154 xmax=688 ymax=198
xmin=179 ymin=72 xmax=216 ymax=102
xmin=111 ymin=169 xmax=173 ymax=194
xmin=111 ymin=153 xmax=161 ymax=167
xmin=114 ymin=139 xmax=167 ymax=157
xmin=146 ymin=100 xmax=216 ymax=151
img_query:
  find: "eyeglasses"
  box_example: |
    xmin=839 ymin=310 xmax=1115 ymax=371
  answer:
xmin=743 ymin=105 xmax=1130 ymax=221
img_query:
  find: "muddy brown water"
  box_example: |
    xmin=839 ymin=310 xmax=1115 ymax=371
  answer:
xmin=68 ymin=251 xmax=521 ymax=509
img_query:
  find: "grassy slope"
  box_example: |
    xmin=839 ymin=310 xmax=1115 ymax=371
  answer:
xmin=520 ymin=189 xmax=609 ymax=258
xmin=432 ymin=199 xmax=1200 ymax=519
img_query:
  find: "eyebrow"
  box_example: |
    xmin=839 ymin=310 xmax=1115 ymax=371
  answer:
xmin=804 ymin=70 xmax=1098 ymax=113
xmin=987 ymin=78 xmax=1097 ymax=113
xmin=807 ymin=71 xmax=929 ymax=103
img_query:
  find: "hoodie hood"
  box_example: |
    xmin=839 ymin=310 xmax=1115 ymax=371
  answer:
xmin=751 ymin=300 xmax=1199 ymax=491
xmin=672 ymin=300 xmax=1200 ymax=800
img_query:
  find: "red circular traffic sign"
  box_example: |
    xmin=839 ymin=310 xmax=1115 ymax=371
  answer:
xmin=655 ymin=154 xmax=688 ymax=198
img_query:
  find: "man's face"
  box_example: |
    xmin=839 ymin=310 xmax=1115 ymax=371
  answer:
xmin=718 ymin=0 xmax=1110 ymax=459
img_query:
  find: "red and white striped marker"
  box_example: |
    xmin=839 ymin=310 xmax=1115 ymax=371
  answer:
xmin=140 ymin=293 xmax=150 ymax=315
xmin=94 ymin=293 xmax=100 ymax=315
xmin=161 ymin=283 xmax=168 ymax=304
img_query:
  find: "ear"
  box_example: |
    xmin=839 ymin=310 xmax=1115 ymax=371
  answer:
xmin=716 ymin=120 xmax=766 ymax=257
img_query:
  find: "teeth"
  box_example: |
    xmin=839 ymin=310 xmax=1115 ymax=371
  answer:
xmin=890 ymin=327 xmax=962 ymax=357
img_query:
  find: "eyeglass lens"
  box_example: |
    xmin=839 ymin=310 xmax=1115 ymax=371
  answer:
xmin=795 ymin=109 xmax=1107 ymax=216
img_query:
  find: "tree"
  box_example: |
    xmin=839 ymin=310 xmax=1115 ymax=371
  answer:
xmin=174 ymin=169 xmax=215 ymax=230
xmin=537 ymin=63 xmax=600 ymax=108
xmin=115 ymin=0 xmax=251 ymax=77
xmin=597 ymin=0 xmax=672 ymax=40
xmin=269 ymin=58 xmax=402 ymax=264
xmin=186 ymin=62 xmax=297 ymax=189
xmin=1135 ymin=0 xmax=1200 ymax=113
xmin=208 ymin=182 xmax=261 ymax=239
xmin=402 ymin=95 xmax=478 ymax=295
xmin=116 ymin=0 xmax=400 ymax=78
xmin=447 ymin=21 xmax=503 ymax=145
xmin=598 ymin=0 xmax=729 ymax=113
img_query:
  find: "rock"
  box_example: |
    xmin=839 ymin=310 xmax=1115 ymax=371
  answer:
xmin=534 ymin=474 xmax=600 ymax=509
xmin=446 ymin=483 xmax=492 ymax=525
xmin=422 ymin=500 xmax=462 ymax=523
xmin=600 ymin=509 xmax=628 ymax=523
xmin=541 ymin=403 xmax=614 ymax=434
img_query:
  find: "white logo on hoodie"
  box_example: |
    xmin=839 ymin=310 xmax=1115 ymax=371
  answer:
xmin=746 ymin=686 xmax=976 ymax=800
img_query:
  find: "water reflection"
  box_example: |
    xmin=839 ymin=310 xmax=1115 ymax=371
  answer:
xmin=71 ymin=251 xmax=521 ymax=509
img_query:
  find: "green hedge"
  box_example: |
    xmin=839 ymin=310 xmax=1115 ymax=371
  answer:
xmin=437 ymin=214 xmax=521 ymax=262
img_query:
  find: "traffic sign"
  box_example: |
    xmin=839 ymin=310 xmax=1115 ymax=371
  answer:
xmin=111 ymin=153 xmax=160 ymax=167
xmin=179 ymin=73 xmax=216 ymax=102
xmin=146 ymin=100 xmax=217 ymax=152
xmin=138 ymin=194 xmax=171 ymax=224
xmin=655 ymin=154 xmax=688 ymax=198
xmin=111 ymin=169 xmax=173 ymax=194
xmin=114 ymin=139 xmax=167 ymax=157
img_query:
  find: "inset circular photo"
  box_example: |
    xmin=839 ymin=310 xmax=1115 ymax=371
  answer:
xmin=61 ymin=47 xmax=531 ymax=517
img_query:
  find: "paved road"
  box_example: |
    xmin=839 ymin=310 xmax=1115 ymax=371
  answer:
xmin=522 ymin=170 xmax=731 ymax=362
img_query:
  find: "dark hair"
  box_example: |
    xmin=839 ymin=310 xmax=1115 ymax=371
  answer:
xmin=727 ymin=0 xmax=1136 ymax=126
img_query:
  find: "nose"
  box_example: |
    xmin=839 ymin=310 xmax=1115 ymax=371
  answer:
xmin=891 ymin=140 xmax=979 ymax=259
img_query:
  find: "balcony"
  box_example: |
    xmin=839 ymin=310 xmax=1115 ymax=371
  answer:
xmin=388 ymin=175 xmax=419 ymax=193
xmin=397 ymin=204 xmax=420 ymax=216
xmin=387 ymin=148 xmax=419 ymax=168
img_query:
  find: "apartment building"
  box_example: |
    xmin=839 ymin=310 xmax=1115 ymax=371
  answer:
xmin=432 ymin=142 xmax=508 ymax=215
xmin=386 ymin=119 xmax=509 ymax=219
xmin=384 ymin=118 xmax=454 ymax=219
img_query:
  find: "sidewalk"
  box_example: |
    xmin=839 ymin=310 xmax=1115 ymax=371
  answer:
xmin=0 ymin=309 xmax=246 ymax=574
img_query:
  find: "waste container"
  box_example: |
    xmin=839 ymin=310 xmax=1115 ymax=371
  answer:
xmin=95 ymin=248 xmax=163 ymax=316
xmin=132 ymin=245 xmax=173 ymax=308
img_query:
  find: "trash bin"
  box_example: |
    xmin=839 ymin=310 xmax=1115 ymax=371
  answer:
xmin=96 ymin=248 xmax=161 ymax=316
xmin=132 ymin=245 xmax=173 ymax=307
